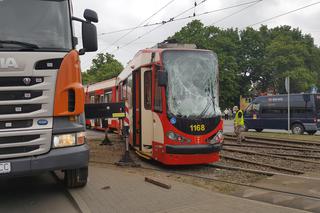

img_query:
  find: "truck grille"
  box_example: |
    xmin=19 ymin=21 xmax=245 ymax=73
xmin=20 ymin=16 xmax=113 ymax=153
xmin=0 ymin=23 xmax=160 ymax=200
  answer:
xmin=0 ymin=104 xmax=41 ymax=115
xmin=0 ymin=77 xmax=44 ymax=87
xmin=0 ymin=75 xmax=54 ymax=158
xmin=0 ymin=130 xmax=52 ymax=160
xmin=0 ymin=145 xmax=40 ymax=155
xmin=0 ymin=135 xmax=40 ymax=144
xmin=0 ymin=120 xmax=33 ymax=129
xmin=0 ymin=91 xmax=43 ymax=101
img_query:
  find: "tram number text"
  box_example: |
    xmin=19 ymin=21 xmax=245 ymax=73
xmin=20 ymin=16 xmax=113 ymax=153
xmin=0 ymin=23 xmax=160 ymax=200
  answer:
xmin=190 ymin=124 xmax=206 ymax=132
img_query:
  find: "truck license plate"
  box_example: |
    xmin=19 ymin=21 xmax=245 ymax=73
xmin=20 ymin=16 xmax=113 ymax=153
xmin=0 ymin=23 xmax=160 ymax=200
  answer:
xmin=0 ymin=162 xmax=11 ymax=174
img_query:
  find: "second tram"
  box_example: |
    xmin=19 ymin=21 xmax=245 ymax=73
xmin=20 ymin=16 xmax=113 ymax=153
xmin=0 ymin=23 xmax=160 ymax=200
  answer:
xmin=118 ymin=43 xmax=223 ymax=165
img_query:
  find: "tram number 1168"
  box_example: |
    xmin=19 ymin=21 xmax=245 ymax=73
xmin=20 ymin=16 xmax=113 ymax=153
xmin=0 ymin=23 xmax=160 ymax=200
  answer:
xmin=190 ymin=124 xmax=206 ymax=132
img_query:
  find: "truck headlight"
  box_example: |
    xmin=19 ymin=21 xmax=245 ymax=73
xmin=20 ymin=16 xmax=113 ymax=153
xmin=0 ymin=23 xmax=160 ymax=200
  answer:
xmin=53 ymin=132 xmax=86 ymax=148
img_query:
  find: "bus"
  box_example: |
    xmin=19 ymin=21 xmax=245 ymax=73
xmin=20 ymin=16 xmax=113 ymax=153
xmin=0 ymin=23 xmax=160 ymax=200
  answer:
xmin=117 ymin=43 xmax=223 ymax=165
xmin=0 ymin=0 xmax=98 ymax=187
xmin=244 ymin=94 xmax=320 ymax=135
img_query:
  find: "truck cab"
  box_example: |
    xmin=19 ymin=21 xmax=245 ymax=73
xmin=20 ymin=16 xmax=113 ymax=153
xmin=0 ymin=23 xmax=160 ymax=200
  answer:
xmin=0 ymin=0 xmax=98 ymax=187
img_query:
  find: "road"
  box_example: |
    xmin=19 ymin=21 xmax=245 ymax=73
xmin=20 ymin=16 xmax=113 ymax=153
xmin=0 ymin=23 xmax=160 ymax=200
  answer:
xmin=0 ymin=172 xmax=79 ymax=213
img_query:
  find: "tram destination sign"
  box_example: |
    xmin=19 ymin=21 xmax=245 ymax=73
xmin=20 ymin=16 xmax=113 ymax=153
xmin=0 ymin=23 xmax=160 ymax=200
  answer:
xmin=85 ymin=102 xmax=126 ymax=119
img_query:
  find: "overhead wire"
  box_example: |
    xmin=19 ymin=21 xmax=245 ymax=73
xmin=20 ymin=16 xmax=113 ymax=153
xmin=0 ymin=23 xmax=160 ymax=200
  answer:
xmin=211 ymin=0 xmax=263 ymax=25
xmin=112 ymin=0 xmax=263 ymax=52
xmin=111 ymin=0 xmax=208 ymax=53
xmin=100 ymin=0 xmax=261 ymax=36
xmin=109 ymin=0 xmax=176 ymax=47
xmin=244 ymin=1 xmax=320 ymax=28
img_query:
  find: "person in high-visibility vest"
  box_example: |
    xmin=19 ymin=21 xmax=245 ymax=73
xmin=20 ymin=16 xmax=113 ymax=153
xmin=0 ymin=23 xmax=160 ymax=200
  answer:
xmin=234 ymin=106 xmax=245 ymax=143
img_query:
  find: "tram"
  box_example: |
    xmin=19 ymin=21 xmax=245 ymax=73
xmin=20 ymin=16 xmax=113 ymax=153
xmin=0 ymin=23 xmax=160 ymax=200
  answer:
xmin=85 ymin=78 xmax=120 ymax=132
xmin=117 ymin=43 xmax=223 ymax=165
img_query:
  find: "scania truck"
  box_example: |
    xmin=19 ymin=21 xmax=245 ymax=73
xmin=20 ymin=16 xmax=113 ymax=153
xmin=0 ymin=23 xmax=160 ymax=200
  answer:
xmin=0 ymin=0 xmax=98 ymax=187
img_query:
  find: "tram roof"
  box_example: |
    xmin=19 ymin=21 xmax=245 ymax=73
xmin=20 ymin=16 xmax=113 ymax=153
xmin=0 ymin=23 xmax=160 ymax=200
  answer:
xmin=117 ymin=46 xmax=207 ymax=82
xmin=85 ymin=77 xmax=117 ymax=93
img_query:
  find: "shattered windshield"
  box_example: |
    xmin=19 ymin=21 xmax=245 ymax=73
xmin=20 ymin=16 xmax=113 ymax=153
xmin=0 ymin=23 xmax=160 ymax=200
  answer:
xmin=163 ymin=50 xmax=221 ymax=118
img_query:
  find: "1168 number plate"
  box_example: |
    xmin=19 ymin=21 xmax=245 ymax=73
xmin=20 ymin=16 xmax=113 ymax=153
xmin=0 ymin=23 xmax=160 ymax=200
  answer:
xmin=0 ymin=162 xmax=11 ymax=174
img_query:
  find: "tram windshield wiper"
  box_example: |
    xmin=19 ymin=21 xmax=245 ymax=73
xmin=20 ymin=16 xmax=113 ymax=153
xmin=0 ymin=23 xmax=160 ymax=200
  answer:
xmin=0 ymin=40 xmax=39 ymax=49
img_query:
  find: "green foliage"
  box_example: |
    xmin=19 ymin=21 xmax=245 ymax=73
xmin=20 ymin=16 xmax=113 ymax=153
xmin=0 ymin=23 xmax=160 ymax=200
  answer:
xmin=82 ymin=53 xmax=123 ymax=85
xmin=169 ymin=20 xmax=320 ymax=108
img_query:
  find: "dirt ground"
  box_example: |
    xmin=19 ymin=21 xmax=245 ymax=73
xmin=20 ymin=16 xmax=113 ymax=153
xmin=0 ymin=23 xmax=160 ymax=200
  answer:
xmin=88 ymin=132 xmax=267 ymax=195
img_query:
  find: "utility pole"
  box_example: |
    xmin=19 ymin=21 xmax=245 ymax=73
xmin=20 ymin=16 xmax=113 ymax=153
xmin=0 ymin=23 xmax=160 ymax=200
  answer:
xmin=285 ymin=77 xmax=290 ymax=135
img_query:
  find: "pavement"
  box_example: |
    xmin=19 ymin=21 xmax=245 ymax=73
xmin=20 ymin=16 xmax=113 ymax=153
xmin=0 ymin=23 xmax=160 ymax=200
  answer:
xmin=68 ymin=166 xmax=307 ymax=213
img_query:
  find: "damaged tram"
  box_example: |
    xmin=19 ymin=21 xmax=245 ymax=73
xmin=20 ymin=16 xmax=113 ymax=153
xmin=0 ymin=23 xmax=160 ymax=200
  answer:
xmin=118 ymin=43 xmax=224 ymax=165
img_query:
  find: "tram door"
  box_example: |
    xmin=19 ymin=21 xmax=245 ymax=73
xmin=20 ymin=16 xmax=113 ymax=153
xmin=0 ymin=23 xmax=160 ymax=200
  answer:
xmin=140 ymin=68 xmax=154 ymax=153
xmin=132 ymin=70 xmax=141 ymax=148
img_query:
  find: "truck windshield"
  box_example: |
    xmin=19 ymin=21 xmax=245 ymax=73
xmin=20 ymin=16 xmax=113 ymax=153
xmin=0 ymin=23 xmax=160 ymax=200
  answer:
xmin=163 ymin=50 xmax=220 ymax=118
xmin=0 ymin=0 xmax=72 ymax=51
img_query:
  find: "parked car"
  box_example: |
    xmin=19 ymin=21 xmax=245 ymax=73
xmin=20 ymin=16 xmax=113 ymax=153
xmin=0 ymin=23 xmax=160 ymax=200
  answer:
xmin=244 ymin=94 xmax=320 ymax=135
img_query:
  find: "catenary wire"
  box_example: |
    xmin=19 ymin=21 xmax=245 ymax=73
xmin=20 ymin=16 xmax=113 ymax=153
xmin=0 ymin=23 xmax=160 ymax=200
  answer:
xmin=109 ymin=0 xmax=176 ymax=47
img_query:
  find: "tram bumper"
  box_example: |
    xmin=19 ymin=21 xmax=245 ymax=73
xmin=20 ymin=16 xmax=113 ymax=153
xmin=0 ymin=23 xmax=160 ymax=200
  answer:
xmin=152 ymin=142 xmax=222 ymax=165
xmin=166 ymin=144 xmax=222 ymax=154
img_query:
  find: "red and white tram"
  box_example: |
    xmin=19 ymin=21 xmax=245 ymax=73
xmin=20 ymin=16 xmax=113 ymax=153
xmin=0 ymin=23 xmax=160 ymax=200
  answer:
xmin=85 ymin=78 xmax=120 ymax=132
xmin=118 ymin=44 xmax=223 ymax=165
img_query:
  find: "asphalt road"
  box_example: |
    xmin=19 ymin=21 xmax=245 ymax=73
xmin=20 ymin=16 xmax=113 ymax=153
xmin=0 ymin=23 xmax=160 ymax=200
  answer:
xmin=0 ymin=172 xmax=79 ymax=213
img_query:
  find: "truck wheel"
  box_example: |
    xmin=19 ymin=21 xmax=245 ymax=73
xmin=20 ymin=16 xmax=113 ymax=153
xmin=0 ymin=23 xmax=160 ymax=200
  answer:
xmin=64 ymin=167 xmax=88 ymax=188
xmin=291 ymin=123 xmax=304 ymax=135
xmin=307 ymin=130 xmax=317 ymax=135
xmin=255 ymin=129 xmax=263 ymax=132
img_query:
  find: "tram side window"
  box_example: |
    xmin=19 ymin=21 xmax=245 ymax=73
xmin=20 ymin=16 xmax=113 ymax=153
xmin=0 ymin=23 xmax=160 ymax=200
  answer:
xmin=144 ymin=71 xmax=152 ymax=110
xmin=127 ymin=75 xmax=133 ymax=107
xmin=154 ymin=70 xmax=162 ymax=112
xmin=121 ymin=80 xmax=127 ymax=101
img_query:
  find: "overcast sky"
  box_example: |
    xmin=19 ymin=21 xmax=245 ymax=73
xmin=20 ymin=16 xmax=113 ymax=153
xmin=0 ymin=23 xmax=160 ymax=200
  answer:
xmin=72 ymin=0 xmax=320 ymax=71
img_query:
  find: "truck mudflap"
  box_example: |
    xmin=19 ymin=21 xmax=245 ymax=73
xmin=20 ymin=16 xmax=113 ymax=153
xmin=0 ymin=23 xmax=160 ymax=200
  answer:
xmin=0 ymin=144 xmax=89 ymax=178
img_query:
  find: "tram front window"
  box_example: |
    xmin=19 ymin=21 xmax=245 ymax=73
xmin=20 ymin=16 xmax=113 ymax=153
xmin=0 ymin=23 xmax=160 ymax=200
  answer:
xmin=163 ymin=50 xmax=221 ymax=118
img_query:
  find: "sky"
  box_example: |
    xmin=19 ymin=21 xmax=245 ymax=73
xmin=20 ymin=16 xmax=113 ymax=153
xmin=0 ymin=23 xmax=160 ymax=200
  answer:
xmin=71 ymin=0 xmax=320 ymax=71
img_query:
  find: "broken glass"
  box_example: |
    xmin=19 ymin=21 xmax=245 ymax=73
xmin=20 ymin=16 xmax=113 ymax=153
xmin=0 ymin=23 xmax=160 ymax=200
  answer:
xmin=163 ymin=50 xmax=221 ymax=118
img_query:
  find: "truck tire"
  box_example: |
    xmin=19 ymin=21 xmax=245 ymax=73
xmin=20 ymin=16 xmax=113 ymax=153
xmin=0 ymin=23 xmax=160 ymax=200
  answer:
xmin=291 ymin=123 xmax=304 ymax=135
xmin=255 ymin=129 xmax=263 ymax=132
xmin=307 ymin=130 xmax=317 ymax=135
xmin=64 ymin=167 xmax=88 ymax=188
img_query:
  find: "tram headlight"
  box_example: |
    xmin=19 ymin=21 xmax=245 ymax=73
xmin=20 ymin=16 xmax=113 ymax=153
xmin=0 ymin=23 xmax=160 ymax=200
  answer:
xmin=167 ymin=131 xmax=177 ymax=140
xmin=166 ymin=131 xmax=191 ymax=143
xmin=208 ymin=131 xmax=224 ymax=144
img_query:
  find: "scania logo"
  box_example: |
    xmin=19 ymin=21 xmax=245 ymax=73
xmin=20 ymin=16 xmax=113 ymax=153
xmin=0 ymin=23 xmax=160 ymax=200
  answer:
xmin=23 ymin=77 xmax=32 ymax=85
xmin=0 ymin=58 xmax=18 ymax=69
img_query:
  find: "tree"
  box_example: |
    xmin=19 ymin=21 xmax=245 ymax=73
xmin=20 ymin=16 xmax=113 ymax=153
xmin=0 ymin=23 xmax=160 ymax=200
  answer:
xmin=82 ymin=53 xmax=123 ymax=84
xmin=168 ymin=20 xmax=320 ymax=109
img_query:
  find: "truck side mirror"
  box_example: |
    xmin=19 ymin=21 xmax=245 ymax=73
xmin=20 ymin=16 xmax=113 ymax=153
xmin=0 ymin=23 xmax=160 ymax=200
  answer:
xmin=157 ymin=70 xmax=168 ymax=87
xmin=82 ymin=21 xmax=98 ymax=53
xmin=84 ymin=9 xmax=98 ymax=23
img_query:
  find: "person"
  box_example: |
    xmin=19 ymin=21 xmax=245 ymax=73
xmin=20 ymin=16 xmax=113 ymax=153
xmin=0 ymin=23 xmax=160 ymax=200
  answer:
xmin=224 ymin=108 xmax=229 ymax=120
xmin=234 ymin=106 xmax=245 ymax=143
xmin=228 ymin=108 xmax=232 ymax=120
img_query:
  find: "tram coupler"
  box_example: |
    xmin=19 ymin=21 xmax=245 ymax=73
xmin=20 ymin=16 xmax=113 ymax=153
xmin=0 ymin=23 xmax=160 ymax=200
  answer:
xmin=116 ymin=126 xmax=140 ymax=167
